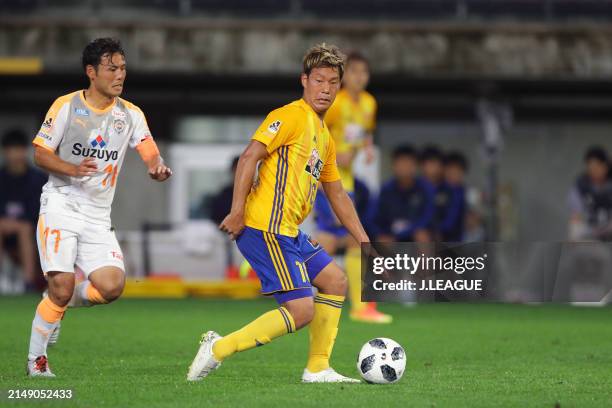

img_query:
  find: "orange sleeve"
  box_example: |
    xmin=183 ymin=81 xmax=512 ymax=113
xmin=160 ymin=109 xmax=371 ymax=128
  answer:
xmin=135 ymin=138 xmax=160 ymax=166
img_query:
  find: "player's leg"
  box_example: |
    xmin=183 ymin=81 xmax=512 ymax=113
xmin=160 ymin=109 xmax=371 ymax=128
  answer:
xmin=299 ymin=232 xmax=359 ymax=383
xmin=71 ymin=266 xmax=125 ymax=307
xmin=346 ymin=236 xmax=392 ymax=324
xmin=70 ymin=223 xmax=126 ymax=307
xmin=187 ymin=227 xmax=311 ymax=381
xmin=27 ymin=213 xmax=77 ymax=377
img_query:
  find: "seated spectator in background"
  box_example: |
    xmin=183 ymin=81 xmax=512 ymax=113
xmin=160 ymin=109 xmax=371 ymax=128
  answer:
xmin=568 ymin=146 xmax=612 ymax=241
xmin=419 ymin=145 xmax=447 ymax=240
xmin=439 ymin=151 xmax=468 ymax=242
xmin=0 ymin=129 xmax=47 ymax=292
xmin=375 ymin=145 xmax=434 ymax=242
xmin=209 ymin=156 xmax=239 ymax=225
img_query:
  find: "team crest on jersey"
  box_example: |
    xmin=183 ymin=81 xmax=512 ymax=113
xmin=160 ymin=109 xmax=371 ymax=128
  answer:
xmin=113 ymin=119 xmax=126 ymax=134
xmin=267 ymin=120 xmax=282 ymax=135
xmin=42 ymin=117 xmax=53 ymax=129
xmin=305 ymin=148 xmax=323 ymax=180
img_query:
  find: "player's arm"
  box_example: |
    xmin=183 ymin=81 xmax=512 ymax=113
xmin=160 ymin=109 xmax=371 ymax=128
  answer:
xmin=219 ymin=140 xmax=268 ymax=239
xmin=322 ymin=180 xmax=370 ymax=244
xmin=135 ymin=139 xmax=172 ymax=182
xmin=33 ymin=145 xmax=97 ymax=177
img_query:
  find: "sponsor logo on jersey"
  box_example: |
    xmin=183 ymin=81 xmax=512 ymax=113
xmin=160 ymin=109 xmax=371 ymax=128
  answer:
xmin=75 ymin=107 xmax=90 ymax=116
xmin=37 ymin=131 xmax=52 ymax=141
xmin=112 ymin=109 xmax=127 ymax=120
xmin=305 ymin=148 xmax=323 ymax=180
xmin=113 ymin=119 xmax=126 ymax=134
xmin=42 ymin=117 xmax=53 ymax=129
xmin=267 ymin=120 xmax=282 ymax=135
xmin=90 ymin=134 xmax=107 ymax=148
xmin=72 ymin=142 xmax=118 ymax=161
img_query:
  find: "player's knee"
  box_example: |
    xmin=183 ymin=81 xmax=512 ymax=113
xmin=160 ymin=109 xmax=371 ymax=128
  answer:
xmin=49 ymin=286 xmax=73 ymax=306
xmin=97 ymin=282 xmax=124 ymax=303
xmin=285 ymin=300 xmax=314 ymax=330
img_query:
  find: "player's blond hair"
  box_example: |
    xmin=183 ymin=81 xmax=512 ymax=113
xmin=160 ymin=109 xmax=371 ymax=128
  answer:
xmin=302 ymin=43 xmax=345 ymax=79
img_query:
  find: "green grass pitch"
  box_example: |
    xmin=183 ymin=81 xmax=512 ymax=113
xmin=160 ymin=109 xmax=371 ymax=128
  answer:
xmin=1 ymin=296 xmax=611 ymax=407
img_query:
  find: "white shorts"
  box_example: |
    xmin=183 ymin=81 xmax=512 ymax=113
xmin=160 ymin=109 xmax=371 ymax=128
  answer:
xmin=36 ymin=212 xmax=125 ymax=277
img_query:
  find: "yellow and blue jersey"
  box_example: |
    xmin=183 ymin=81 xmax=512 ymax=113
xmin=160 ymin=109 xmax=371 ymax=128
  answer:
xmin=324 ymin=89 xmax=377 ymax=193
xmin=245 ymin=98 xmax=341 ymax=237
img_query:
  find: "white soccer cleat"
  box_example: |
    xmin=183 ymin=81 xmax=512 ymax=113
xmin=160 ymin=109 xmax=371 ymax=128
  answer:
xmin=47 ymin=322 xmax=61 ymax=347
xmin=301 ymin=367 xmax=361 ymax=383
xmin=186 ymin=331 xmax=222 ymax=381
xmin=26 ymin=356 xmax=56 ymax=378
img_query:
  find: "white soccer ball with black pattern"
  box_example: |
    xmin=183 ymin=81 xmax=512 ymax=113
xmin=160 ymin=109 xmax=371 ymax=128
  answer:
xmin=357 ymin=338 xmax=406 ymax=384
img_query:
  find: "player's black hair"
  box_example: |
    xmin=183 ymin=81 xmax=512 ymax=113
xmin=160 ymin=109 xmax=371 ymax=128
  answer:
xmin=1 ymin=128 xmax=29 ymax=148
xmin=444 ymin=151 xmax=469 ymax=172
xmin=584 ymin=146 xmax=608 ymax=164
xmin=392 ymin=145 xmax=418 ymax=161
xmin=419 ymin=145 xmax=444 ymax=163
xmin=82 ymin=38 xmax=125 ymax=72
xmin=345 ymin=51 xmax=369 ymax=68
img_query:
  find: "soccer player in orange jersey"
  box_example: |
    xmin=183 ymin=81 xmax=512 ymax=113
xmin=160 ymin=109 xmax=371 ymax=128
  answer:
xmin=26 ymin=38 xmax=172 ymax=377
xmin=315 ymin=52 xmax=392 ymax=323
xmin=187 ymin=44 xmax=370 ymax=383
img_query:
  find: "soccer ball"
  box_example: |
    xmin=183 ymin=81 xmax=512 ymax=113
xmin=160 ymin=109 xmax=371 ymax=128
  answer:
xmin=357 ymin=338 xmax=406 ymax=384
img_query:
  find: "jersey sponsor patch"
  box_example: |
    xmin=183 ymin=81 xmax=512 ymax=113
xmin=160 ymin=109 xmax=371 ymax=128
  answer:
xmin=75 ymin=107 xmax=90 ymax=116
xmin=305 ymin=148 xmax=323 ymax=180
xmin=267 ymin=120 xmax=282 ymax=135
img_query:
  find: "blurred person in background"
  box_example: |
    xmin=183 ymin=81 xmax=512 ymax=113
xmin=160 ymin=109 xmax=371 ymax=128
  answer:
xmin=0 ymin=129 xmax=47 ymax=292
xmin=210 ymin=156 xmax=239 ymax=225
xmin=375 ymin=145 xmax=434 ymax=243
xmin=568 ymin=146 xmax=612 ymax=241
xmin=314 ymin=51 xmax=390 ymax=324
xmin=419 ymin=145 xmax=447 ymax=241
xmin=439 ymin=151 xmax=468 ymax=242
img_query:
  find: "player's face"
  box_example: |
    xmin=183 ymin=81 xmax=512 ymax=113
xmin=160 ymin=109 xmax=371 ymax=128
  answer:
xmin=343 ymin=60 xmax=369 ymax=93
xmin=393 ymin=156 xmax=418 ymax=182
xmin=88 ymin=52 xmax=126 ymax=98
xmin=3 ymin=146 xmax=28 ymax=169
xmin=586 ymin=159 xmax=609 ymax=183
xmin=301 ymin=67 xmax=341 ymax=115
xmin=422 ymin=159 xmax=443 ymax=183
xmin=445 ymin=164 xmax=465 ymax=186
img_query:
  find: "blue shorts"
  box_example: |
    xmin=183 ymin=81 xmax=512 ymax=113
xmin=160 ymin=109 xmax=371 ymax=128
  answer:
xmin=314 ymin=191 xmax=352 ymax=237
xmin=236 ymin=227 xmax=334 ymax=303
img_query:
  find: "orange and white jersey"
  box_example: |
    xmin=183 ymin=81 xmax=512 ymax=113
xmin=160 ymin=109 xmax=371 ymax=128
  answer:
xmin=33 ymin=90 xmax=157 ymax=226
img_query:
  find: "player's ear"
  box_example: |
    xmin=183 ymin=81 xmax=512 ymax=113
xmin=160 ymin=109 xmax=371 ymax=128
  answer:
xmin=300 ymin=73 xmax=308 ymax=89
xmin=85 ymin=65 xmax=96 ymax=81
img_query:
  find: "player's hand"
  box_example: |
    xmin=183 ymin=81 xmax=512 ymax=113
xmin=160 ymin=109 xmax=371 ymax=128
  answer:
xmin=219 ymin=212 xmax=245 ymax=240
xmin=74 ymin=157 xmax=98 ymax=177
xmin=148 ymin=164 xmax=172 ymax=182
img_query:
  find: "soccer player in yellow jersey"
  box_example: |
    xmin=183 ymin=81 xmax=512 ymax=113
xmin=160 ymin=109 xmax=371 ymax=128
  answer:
xmin=187 ymin=44 xmax=370 ymax=383
xmin=314 ymin=52 xmax=392 ymax=324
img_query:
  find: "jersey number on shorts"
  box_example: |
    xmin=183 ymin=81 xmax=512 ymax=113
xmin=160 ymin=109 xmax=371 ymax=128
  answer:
xmin=102 ymin=164 xmax=118 ymax=187
xmin=43 ymin=227 xmax=61 ymax=256
xmin=295 ymin=261 xmax=309 ymax=283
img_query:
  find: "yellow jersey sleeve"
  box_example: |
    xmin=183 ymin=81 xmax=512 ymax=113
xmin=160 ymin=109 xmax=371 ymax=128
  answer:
xmin=320 ymin=136 xmax=341 ymax=183
xmin=251 ymin=107 xmax=300 ymax=153
xmin=324 ymin=96 xmax=353 ymax=154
